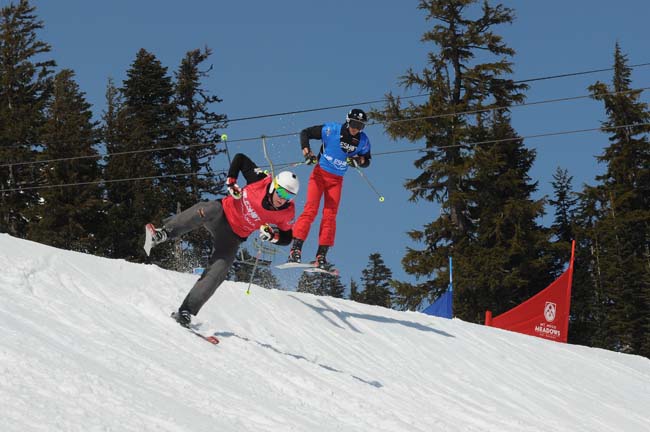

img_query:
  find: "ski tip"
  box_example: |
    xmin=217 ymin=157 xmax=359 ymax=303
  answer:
xmin=304 ymin=267 xmax=339 ymax=276
xmin=276 ymin=262 xmax=313 ymax=269
xmin=205 ymin=335 xmax=220 ymax=344
xmin=143 ymin=224 xmax=153 ymax=256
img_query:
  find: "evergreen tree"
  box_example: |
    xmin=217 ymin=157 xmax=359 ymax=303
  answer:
xmin=373 ymin=0 xmax=541 ymax=321
xmin=391 ymin=279 xmax=431 ymax=311
xmin=569 ymin=189 xmax=607 ymax=348
xmin=357 ymin=253 xmax=393 ymax=308
xmin=462 ymin=111 xmax=556 ymax=321
xmin=329 ymin=275 xmax=346 ymax=299
xmin=297 ymin=266 xmax=345 ymax=298
xmin=349 ymin=279 xmax=360 ymax=301
xmin=583 ymin=44 xmax=650 ymax=356
xmin=27 ymin=69 xmax=104 ymax=252
xmin=547 ymin=166 xmax=596 ymax=347
xmin=97 ymin=77 xmax=125 ymax=256
xmin=103 ymin=49 xmax=180 ymax=262
xmin=175 ymin=47 xmax=227 ymax=201
xmin=549 ymin=167 xmax=578 ymax=244
xmin=174 ymin=47 xmax=228 ymax=264
xmin=548 ymin=167 xmax=578 ymax=267
xmin=0 ymin=0 xmax=55 ymax=236
xmin=228 ymin=248 xmax=280 ymax=290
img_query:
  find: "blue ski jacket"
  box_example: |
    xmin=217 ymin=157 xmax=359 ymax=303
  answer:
xmin=315 ymin=122 xmax=371 ymax=176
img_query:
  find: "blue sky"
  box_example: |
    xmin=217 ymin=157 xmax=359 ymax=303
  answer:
xmin=23 ymin=0 xmax=650 ymax=294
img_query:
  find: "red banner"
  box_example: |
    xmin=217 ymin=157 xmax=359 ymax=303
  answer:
xmin=485 ymin=241 xmax=575 ymax=343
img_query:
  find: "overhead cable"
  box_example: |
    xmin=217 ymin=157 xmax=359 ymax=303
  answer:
xmin=3 ymin=86 xmax=648 ymax=169
xmin=5 ymin=121 xmax=648 ymax=193
xmin=226 ymin=62 xmax=650 ymax=122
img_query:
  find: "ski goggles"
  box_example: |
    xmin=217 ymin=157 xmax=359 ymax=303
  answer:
xmin=348 ymin=119 xmax=366 ymax=130
xmin=275 ymin=185 xmax=295 ymax=200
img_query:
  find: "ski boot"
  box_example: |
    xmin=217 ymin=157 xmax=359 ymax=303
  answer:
xmin=171 ymin=310 xmax=192 ymax=328
xmin=314 ymin=245 xmax=330 ymax=269
xmin=288 ymin=247 xmax=302 ymax=263
xmin=287 ymin=238 xmax=304 ymax=263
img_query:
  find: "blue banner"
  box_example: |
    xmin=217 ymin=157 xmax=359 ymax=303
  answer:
xmin=422 ymin=256 xmax=453 ymax=319
xmin=422 ymin=289 xmax=452 ymax=319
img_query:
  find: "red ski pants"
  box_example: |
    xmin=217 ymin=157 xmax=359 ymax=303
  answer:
xmin=293 ymin=164 xmax=343 ymax=247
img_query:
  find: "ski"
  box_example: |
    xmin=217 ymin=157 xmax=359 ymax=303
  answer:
xmin=304 ymin=267 xmax=340 ymax=276
xmin=171 ymin=312 xmax=219 ymax=345
xmin=143 ymin=224 xmax=155 ymax=256
xmin=187 ymin=328 xmax=219 ymax=345
xmin=275 ymin=262 xmax=339 ymax=276
xmin=275 ymin=262 xmax=314 ymax=270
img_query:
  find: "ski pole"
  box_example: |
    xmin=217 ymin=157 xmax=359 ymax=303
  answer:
xmin=287 ymin=160 xmax=308 ymax=168
xmin=279 ymin=156 xmax=317 ymax=169
xmin=245 ymin=247 xmax=262 ymax=295
xmin=352 ymin=165 xmax=385 ymax=202
xmin=261 ymin=136 xmax=276 ymax=180
xmin=221 ymin=134 xmax=231 ymax=165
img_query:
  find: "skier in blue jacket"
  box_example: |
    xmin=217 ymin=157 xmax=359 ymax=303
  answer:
xmin=288 ymin=108 xmax=372 ymax=268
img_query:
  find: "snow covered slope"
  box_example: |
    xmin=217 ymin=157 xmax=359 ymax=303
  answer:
xmin=1 ymin=234 xmax=649 ymax=432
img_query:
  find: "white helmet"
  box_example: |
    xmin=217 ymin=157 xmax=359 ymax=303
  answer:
xmin=269 ymin=171 xmax=299 ymax=197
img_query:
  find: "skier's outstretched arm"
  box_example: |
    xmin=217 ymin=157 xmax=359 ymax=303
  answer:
xmin=228 ymin=153 xmax=267 ymax=184
xmin=300 ymin=125 xmax=323 ymax=164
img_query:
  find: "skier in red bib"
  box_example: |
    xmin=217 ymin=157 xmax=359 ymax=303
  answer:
xmin=144 ymin=153 xmax=299 ymax=327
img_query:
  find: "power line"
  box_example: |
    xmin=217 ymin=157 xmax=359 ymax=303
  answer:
xmin=0 ymin=141 xmax=218 ymax=168
xmin=226 ymin=62 xmax=650 ymax=122
xmin=374 ymin=86 xmax=650 ymax=128
xmin=1 ymin=170 xmax=227 ymax=193
xmin=369 ymin=121 xmax=650 ymax=155
xmin=6 ymin=121 xmax=648 ymax=193
xmin=3 ymin=61 xmax=650 ymax=155
xmin=3 ymin=85 xmax=648 ymax=169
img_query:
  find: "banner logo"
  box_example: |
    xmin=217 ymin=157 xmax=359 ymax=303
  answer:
xmin=544 ymin=302 xmax=557 ymax=322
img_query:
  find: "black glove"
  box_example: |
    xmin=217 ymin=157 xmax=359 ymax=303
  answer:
xmin=304 ymin=152 xmax=318 ymax=165
xmin=226 ymin=177 xmax=242 ymax=199
xmin=259 ymin=224 xmax=279 ymax=243
xmin=346 ymin=157 xmax=360 ymax=168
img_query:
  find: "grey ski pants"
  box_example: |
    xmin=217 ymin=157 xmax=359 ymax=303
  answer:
xmin=163 ymin=200 xmax=243 ymax=316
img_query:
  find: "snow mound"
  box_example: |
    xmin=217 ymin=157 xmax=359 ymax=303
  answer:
xmin=1 ymin=234 xmax=649 ymax=431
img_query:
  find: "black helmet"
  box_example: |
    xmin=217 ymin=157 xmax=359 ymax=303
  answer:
xmin=346 ymin=108 xmax=367 ymax=130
